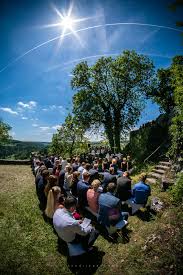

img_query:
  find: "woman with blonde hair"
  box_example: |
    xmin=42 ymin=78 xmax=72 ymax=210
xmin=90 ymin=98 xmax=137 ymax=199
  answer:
xmin=45 ymin=186 xmax=62 ymax=219
xmin=87 ymin=179 xmax=101 ymax=213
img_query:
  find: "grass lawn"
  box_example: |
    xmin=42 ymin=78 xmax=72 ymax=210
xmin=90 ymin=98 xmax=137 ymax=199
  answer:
xmin=0 ymin=165 xmax=183 ymax=274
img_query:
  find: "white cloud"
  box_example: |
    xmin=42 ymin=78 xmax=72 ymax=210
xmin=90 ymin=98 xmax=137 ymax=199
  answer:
xmin=42 ymin=105 xmax=66 ymax=114
xmin=50 ymin=105 xmax=57 ymax=110
xmin=10 ymin=131 xmax=16 ymax=138
xmin=52 ymin=125 xmax=61 ymax=130
xmin=21 ymin=116 xmax=28 ymax=120
xmin=31 ymin=118 xmax=39 ymax=121
xmin=0 ymin=107 xmax=18 ymax=115
xmin=40 ymin=126 xmax=50 ymax=131
xmin=17 ymin=101 xmax=37 ymax=109
xmin=32 ymin=123 xmax=38 ymax=127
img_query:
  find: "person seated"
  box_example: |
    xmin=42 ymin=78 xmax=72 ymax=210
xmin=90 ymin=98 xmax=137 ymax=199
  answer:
xmin=116 ymin=171 xmax=132 ymax=201
xmin=97 ymin=158 xmax=103 ymax=172
xmin=53 ymin=197 xmax=99 ymax=252
xmin=36 ymin=170 xmax=50 ymax=211
xmin=102 ymin=167 xmax=117 ymax=192
xmin=102 ymin=161 xmax=110 ymax=172
xmin=87 ymin=180 xmax=101 ymax=214
xmin=58 ymin=165 xmax=65 ymax=192
xmin=78 ymin=162 xmax=86 ymax=179
xmin=44 ymin=156 xmax=54 ymax=169
xmin=72 ymin=158 xmax=79 ymax=172
xmin=89 ymin=163 xmax=99 ymax=184
xmin=98 ymin=182 xmax=128 ymax=228
xmin=121 ymin=158 xmax=127 ymax=172
xmin=82 ymin=163 xmax=91 ymax=177
xmin=52 ymin=159 xmax=61 ymax=175
xmin=34 ymin=160 xmax=41 ymax=176
xmin=127 ymin=155 xmax=133 ymax=173
xmin=35 ymin=165 xmax=47 ymax=186
xmin=132 ymin=173 xmax=151 ymax=204
xmin=44 ymin=175 xmax=58 ymax=197
xmin=77 ymin=172 xmax=91 ymax=208
xmin=45 ymin=186 xmax=62 ymax=219
xmin=110 ymin=158 xmax=118 ymax=175
xmin=64 ymin=165 xmax=73 ymax=192
xmin=70 ymin=171 xmax=80 ymax=198
xmin=54 ymin=164 xmax=62 ymax=177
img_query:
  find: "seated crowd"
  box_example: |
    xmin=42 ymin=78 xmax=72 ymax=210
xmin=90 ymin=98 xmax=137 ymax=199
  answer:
xmin=32 ymin=154 xmax=151 ymax=253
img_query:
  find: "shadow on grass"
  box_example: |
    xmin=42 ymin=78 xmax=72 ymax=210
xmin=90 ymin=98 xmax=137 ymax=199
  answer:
xmin=136 ymin=207 xmax=157 ymax=222
xmin=57 ymin=238 xmax=105 ymax=274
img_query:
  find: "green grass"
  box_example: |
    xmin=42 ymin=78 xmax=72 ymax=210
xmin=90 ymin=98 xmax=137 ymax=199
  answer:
xmin=0 ymin=165 xmax=183 ymax=274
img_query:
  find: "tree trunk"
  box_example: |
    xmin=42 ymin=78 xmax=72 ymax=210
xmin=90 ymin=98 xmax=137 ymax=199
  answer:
xmin=114 ymin=109 xmax=121 ymax=153
xmin=104 ymin=110 xmax=114 ymax=152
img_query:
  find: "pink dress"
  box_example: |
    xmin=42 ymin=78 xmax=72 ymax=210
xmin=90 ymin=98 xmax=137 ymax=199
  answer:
xmin=87 ymin=189 xmax=100 ymax=213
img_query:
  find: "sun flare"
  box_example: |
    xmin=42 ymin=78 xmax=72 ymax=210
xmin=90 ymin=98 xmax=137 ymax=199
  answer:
xmin=60 ymin=16 xmax=75 ymax=30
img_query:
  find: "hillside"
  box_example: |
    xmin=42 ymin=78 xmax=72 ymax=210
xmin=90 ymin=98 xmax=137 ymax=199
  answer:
xmin=0 ymin=140 xmax=50 ymax=159
xmin=0 ymin=165 xmax=182 ymax=274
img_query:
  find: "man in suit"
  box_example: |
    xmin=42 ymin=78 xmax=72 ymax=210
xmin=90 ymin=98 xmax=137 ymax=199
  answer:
xmin=116 ymin=171 xmax=132 ymax=201
xmin=77 ymin=172 xmax=91 ymax=208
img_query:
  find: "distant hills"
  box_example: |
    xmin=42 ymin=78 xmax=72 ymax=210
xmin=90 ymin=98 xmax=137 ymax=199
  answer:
xmin=0 ymin=140 xmax=50 ymax=160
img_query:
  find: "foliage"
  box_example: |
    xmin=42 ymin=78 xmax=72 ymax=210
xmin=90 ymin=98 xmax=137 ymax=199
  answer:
xmin=71 ymin=50 xmax=155 ymax=152
xmin=0 ymin=120 xmax=11 ymax=144
xmin=49 ymin=114 xmax=88 ymax=157
xmin=170 ymin=172 xmax=183 ymax=204
xmin=124 ymin=114 xmax=169 ymax=162
xmin=168 ymin=0 xmax=183 ymax=28
xmin=169 ymin=56 xmax=183 ymax=159
xmin=147 ymin=56 xmax=183 ymax=159
xmin=0 ymin=140 xmax=49 ymax=159
xmin=147 ymin=64 xmax=177 ymax=113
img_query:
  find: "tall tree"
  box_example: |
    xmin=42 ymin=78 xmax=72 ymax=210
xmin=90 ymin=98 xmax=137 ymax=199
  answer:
xmin=49 ymin=114 xmax=88 ymax=157
xmin=147 ymin=67 xmax=175 ymax=113
xmin=147 ymin=56 xmax=183 ymax=158
xmin=0 ymin=120 xmax=11 ymax=144
xmin=169 ymin=56 xmax=183 ymax=158
xmin=71 ymin=50 xmax=155 ymax=152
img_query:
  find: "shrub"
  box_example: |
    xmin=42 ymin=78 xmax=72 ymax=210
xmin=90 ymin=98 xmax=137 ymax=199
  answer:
xmin=170 ymin=172 xmax=183 ymax=204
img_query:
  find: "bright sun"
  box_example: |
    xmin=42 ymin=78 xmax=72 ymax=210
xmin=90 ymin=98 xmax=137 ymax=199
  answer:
xmin=40 ymin=3 xmax=90 ymax=50
xmin=61 ymin=16 xmax=74 ymax=30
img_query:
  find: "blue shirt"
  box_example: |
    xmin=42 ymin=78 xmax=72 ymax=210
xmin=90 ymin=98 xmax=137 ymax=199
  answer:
xmin=98 ymin=192 xmax=121 ymax=227
xmin=132 ymin=181 xmax=151 ymax=204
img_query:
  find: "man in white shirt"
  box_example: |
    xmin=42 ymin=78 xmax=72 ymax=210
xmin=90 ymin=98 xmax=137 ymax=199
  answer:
xmin=53 ymin=197 xmax=99 ymax=251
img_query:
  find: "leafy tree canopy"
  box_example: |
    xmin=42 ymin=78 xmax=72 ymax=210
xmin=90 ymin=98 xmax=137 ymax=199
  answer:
xmin=147 ymin=56 xmax=182 ymax=113
xmin=169 ymin=56 xmax=183 ymax=158
xmin=49 ymin=114 xmax=88 ymax=157
xmin=71 ymin=50 xmax=155 ymax=152
xmin=0 ymin=120 xmax=11 ymax=144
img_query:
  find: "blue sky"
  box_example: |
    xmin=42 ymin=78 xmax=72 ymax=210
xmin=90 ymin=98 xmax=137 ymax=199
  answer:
xmin=0 ymin=0 xmax=182 ymax=141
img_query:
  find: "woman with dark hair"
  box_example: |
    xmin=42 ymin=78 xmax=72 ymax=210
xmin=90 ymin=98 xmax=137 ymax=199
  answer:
xmin=70 ymin=171 xmax=80 ymax=197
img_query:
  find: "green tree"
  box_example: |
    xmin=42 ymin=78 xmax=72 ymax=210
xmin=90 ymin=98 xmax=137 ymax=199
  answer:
xmin=148 ymin=56 xmax=183 ymax=159
xmin=71 ymin=50 xmax=155 ymax=152
xmin=149 ymin=68 xmax=175 ymax=113
xmin=169 ymin=56 xmax=183 ymax=158
xmin=49 ymin=114 xmax=88 ymax=157
xmin=147 ymin=57 xmax=182 ymax=114
xmin=0 ymin=120 xmax=11 ymax=144
xmin=169 ymin=0 xmax=183 ymax=27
